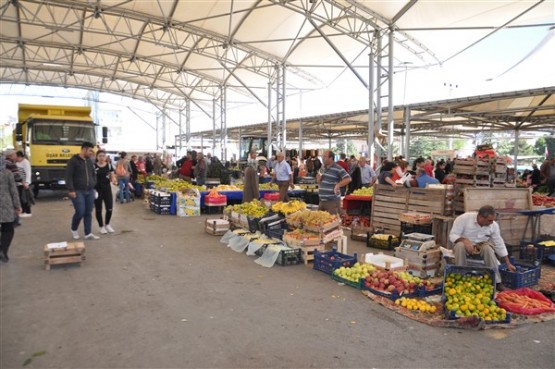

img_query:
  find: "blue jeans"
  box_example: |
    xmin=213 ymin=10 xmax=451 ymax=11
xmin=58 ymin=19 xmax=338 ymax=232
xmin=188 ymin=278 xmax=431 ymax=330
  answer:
xmin=71 ymin=190 xmax=95 ymax=235
xmin=118 ymin=177 xmax=131 ymax=203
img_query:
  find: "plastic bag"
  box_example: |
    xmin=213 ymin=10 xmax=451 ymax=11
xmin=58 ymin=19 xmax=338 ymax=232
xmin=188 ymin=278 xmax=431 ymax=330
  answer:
xmin=254 ymin=244 xmax=290 ymax=268
xmin=220 ymin=230 xmax=236 ymax=244
xmin=496 ymin=288 xmax=555 ymax=315
xmin=228 ymin=236 xmax=250 ymax=252
xmin=247 ymin=241 xmax=265 ymax=256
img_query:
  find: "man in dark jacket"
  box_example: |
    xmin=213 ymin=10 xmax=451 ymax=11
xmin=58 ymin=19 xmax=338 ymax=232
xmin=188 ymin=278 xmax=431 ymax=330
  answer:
xmin=65 ymin=142 xmax=98 ymax=240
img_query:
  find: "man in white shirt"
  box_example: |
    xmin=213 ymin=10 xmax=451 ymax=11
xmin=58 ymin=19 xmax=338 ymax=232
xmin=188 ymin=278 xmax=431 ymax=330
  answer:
xmin=272 ymin=152 xmax=294 ymax=202
xmin=449 ymin=205 xmax=516 ymax=290
xmin=358 ymin=156 xmax=376 ymax=187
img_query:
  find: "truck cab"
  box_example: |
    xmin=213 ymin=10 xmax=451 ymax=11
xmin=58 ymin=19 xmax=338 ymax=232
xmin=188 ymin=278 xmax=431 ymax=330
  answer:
xmin=14 ymin=104 xmax=102 ymax=196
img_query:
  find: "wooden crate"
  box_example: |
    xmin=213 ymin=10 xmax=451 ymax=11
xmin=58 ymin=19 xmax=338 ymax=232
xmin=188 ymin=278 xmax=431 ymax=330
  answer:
xmin=463 ymin=187 xmax=532 ymax=212
xmin=370 ymin=185 xmax=409 ymax=236
xmin=299 ymin=244 xmax=326 ymax=264
xmin=407 ymin=187 xmax=446 ymax=216
xmin=205 ymin=218 xmax=230 ymax=236
xmin=44 ymin=242 xmax=86 ymax=270
xmin=393 ymin=247 xmax=442 ymax=267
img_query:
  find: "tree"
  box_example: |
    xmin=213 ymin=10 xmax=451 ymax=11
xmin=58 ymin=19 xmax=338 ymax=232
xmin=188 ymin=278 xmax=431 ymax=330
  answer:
xmin=408 ymin=137 xmax=448 ymax=159
xmin=534 ymin=137 xmax=546 ymax=156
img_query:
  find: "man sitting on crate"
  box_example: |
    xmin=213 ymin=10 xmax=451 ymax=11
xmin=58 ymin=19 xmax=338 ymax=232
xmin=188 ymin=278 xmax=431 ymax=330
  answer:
xmin=449 ymin=205 xmax=516 ymax=291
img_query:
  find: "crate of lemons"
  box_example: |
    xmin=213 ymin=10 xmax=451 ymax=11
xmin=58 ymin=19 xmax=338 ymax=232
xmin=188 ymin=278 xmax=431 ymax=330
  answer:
xmin=444 ymin=272 xmax=508 ymax=322
xmin=395 ymin=297 xmax=438 ymax=313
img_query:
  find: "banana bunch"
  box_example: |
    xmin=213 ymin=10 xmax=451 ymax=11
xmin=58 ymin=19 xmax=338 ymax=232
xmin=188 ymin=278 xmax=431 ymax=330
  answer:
xmin=146 ymin=176 xmax=205 ymax=192
xmin=371 ymin=233 xmax=398 ymax=241
xmin=214 ymin=184 xmax=240 ymax=191
xmin=271 ymin=200 xmax=307 ymax=215
xmin=225 ymin=200 xmax=269 ymax=218
xmin=259 ymin=182 xmax=279 ymax=190
xmin=352 ymin=187 xmax=374 ymax=196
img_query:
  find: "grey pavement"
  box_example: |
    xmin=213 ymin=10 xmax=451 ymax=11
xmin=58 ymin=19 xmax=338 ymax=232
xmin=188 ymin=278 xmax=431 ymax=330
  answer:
xmin=1 ymin=191 xmax=554 ymax=369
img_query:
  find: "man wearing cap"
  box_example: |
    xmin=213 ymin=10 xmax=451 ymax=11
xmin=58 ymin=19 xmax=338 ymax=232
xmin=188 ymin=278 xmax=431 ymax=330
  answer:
xmin=272 ymin=152 xmax=294 ymax=202
xmin=316 ymin=150 xmax=351 ymax=215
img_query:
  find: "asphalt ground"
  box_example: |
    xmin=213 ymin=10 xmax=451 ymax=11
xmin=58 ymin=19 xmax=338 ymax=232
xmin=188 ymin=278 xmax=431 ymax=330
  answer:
xmin=1 ymin=190 xmax=554 ymax=369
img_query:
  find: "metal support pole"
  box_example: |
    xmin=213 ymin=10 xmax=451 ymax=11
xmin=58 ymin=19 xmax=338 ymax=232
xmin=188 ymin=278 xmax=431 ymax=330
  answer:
xmin=267 ymin=81 xmax=272 ymax=159
xmin=387 ymin=28 xmax=394 ymax=160
xmin=221 ymin=85 xmax=227 ymax=161
xmin=178 ymin=109 xmax=183 ymax=153
xmin=514 ymin=128 xmax=519 ymax=174
xmin=328 ymin=134 xmax=332 ymax=150
xmin=212 ymin=98 xmax=216 ymax=155
xmin=201 ymin=135 xmax=204 ymax=154
xmin=276 ymin=66 xmax=281 ymax=150
xmin=282 ymin=65 xmax=287 ymax=150
xmin=405 ymin=106 xmax=411 ymax=160
xmin=376 ymin=33 xmax=383 ymax=161
xmin=156 ymin=115 xmax=159 ymax=150
xmin=369 ymin=51 xmax=375 ymax=168
xmin=186 ymin=99 xmax=191 ymax=151
xmin=299 ymin=90 xmax=303 ymax=157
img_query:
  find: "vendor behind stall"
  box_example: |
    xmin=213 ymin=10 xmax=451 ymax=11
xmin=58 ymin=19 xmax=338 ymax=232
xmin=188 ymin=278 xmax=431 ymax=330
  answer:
xmin=316 ymin=150 xmax=351 ymax=215
xmin=272 ymin=152 xmax=294 ymax=202
xmin=449 ymin=205 xmax=516 ymax=291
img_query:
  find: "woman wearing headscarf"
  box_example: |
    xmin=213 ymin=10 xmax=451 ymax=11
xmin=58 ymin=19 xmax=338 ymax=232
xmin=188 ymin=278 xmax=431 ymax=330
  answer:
xmin=243 ymin=151 xmax=260 ymax=202
xmin=0 ymin=154 xmax=22 ymax=262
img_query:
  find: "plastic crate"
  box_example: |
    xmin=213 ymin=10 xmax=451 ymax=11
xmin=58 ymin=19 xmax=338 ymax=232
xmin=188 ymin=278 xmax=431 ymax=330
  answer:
xmin=331 ymin=273 xmax=363 ymax=289
xmin=519 ymin=237 xmax=555 ymax=261
xmin=276 ymin=248 xmax=302 ymax=266
xmin=366 ymin=232 xmax=400 ymax=250
xmin=313 ymin=249 xmax=357 ymax=275
xmin=499 ymin=262 xmax=541 ymax=289
xmin=400 ymin=221 xmax=433 ymax=236
xmin=444 ymin=309 xmax=511 ymax=324
xmin=442 ymin=265 xmax=496 ymax=301
xmin=247 ymin=217 xmax=262 ymax=233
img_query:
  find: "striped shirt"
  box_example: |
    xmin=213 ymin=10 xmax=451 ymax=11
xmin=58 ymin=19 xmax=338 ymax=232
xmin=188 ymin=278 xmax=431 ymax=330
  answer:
xmin=319 ymin=163 xmax=350 ymax=201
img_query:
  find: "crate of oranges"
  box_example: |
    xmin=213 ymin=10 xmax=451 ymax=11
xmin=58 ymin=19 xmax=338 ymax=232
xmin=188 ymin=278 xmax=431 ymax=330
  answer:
xmin=442 ymin=266 xmax=510 ymax=324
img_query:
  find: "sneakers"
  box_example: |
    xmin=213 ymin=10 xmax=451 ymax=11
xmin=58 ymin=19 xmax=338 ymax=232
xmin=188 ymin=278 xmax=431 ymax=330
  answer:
xmin=71 ymin=229 xmax=80 ymax=240
xmin=85 ymin=233 xmax=100 ymax=240
xmin=99 ymin=226 xmax=108 ymax=234
xmin=19 ymin=213 xmax=32 ymax=218
xmin=105 ymin=224 xmax=115 ymax=233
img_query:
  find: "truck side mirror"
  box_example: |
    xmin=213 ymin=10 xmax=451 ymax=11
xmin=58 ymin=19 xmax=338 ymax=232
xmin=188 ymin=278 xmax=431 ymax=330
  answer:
xmin=15 ymin=123 xmax=22 ymax=141
xmin=102 ymin=126 xmax=108 ymax=144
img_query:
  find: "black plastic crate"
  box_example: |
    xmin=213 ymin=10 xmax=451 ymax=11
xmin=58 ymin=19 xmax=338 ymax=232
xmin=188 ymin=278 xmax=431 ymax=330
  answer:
xmin=276 ymin=248 xmax=302 ymax=266
xmin=366 ymin=232 xmax=400 ymax=250
xmin=400 ymin=221 xmax=432 ymax=236
xmin=247 ymin=217 xmax=262 ymax=233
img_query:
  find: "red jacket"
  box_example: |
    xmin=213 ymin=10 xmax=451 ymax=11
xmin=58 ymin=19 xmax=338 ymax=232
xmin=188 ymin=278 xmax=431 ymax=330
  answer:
xmin=337 ymin=160 xmax=349 ymax=172
xmin=179 ymin=160 xmax=194 ymax=177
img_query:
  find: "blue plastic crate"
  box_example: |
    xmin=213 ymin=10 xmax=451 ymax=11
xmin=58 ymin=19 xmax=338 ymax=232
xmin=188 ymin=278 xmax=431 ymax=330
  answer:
xmin=499 ymin=262 xmax=540 ymax=289
xmin=361 ymin=283 xmax=418 ymax=300
xmin=313 ymin=249 xmax=357 ymax=275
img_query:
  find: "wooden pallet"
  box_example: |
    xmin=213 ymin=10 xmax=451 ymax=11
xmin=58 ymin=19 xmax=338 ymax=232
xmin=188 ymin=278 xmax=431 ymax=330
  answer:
xmin=44 ymin=242 xmax=86 ymax=270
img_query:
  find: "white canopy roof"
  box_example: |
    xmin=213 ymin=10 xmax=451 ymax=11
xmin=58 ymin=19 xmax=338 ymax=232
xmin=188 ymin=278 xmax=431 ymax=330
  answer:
xmin=1 ymin=0 xmax=554 ymax=123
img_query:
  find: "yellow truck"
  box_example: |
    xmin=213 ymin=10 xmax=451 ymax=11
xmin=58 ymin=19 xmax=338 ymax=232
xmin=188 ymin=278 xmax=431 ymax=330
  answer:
xmin=14 ymin=104 xmax=104 ymax=196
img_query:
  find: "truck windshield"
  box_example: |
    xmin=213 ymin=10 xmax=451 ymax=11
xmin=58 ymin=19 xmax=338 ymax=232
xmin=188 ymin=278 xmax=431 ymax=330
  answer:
xmin=32 ymin=121 xmax=95 ymax=145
